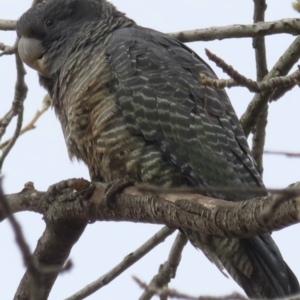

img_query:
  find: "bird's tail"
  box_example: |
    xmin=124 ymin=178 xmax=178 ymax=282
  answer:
xmin=187 ymin=230 xmax=300 ymax=298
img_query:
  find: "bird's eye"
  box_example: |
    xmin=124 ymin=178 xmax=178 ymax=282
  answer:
xmin=45 ymin=18 xmax=55 ymax=28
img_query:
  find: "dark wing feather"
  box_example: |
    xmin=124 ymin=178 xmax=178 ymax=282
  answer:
xmin=106 ymin=26 xmax=264 ymax=199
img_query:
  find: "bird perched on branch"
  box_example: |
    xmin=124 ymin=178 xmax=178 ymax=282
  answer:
xmin=17 ymin=0 xmax=299 ymax=297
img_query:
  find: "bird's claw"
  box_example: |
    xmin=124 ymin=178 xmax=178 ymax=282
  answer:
xmin=104 ymin=176 xmax=134 ymax=209
xmin=44 ymin=178 xmax=95 ymax=203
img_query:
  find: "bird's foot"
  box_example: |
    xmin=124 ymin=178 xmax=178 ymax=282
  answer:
xmin=104 ymin=176 xmax=134 ymax=209
xmin=44 ymin=178 xmax=95 ymax=203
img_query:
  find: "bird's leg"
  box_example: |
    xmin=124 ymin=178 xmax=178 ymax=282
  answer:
xmin=44 ymin=178 xmax=95 ymax=203
xmin=104 ymin=175 xmax=135 ymax=209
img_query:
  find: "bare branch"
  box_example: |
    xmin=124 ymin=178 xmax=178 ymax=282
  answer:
xmin=65 ymin=226 xmax=175 ymax=300
xmin=0 ymin=42 xmax=15 ymax=56
xmin=240 ymin=36 xmax=300 ymax=137
xmin=134 ymin=277 xmax=248 ymax=300
xmin=251 ymin=105 xmax=268 ymax=175
xmin=0 ymin=54 xmax=27 ymax=170
xmin=13 ymin=179 xmax=89 ymax=300
xmin=2 ymin=179 xmax=300 ymax=239
xmin=4 ymin=17 xmax=300 ymax=42
xmin=251 ymin=0 xmax=268 ymax=177
xmin=0 ymin=94 xmax=51 ymax=150
xmin=169 ymin=18 xmax=300 ymax=43
xmin=0 ymin=180 xmax=40 ymax=299
xmin=264 ymin=150 xmax=300 ymax=158
xmin=139 ymin=232 xmax=188 ymax=300
xmin=0 ymin=19 xmax=17 ymax=31
xmin=6 ymin=178 xmax=299 ymax=298
xmin=200 ymin=64 xmax=300 ymax=93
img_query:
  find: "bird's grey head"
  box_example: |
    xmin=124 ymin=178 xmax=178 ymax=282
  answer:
xmin=17 ymin=0 xmax=129 ymax=81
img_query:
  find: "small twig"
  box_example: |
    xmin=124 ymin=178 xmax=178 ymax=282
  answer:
xmin=240 ymin=35 xmax=300 ymax=137
xmin=0 ymin=42 xmax=16 ymax=56
xmin=0 ymin=54 xmax=27 ymax=171
xmin=0 ymin=106 xmax=23 ymax=171
xmin=0 ymin=53 xmax=27 ymax=140
xmin=139 ymin=232 xmax=188 ymax=300
xmin=64 ymin=226 xmax=175 ymax=300
xmin=0 ymin=94 xmax=51 ymax=150
xmin=134 ymin=277 xmax=248 ymax=300
xmin=200 ymin=70 xmax=300 ymax=92
xmin=202 ymin=49 xmax=300 ymax=93
xmin=264 ymin=150 xmax=300 ymax=157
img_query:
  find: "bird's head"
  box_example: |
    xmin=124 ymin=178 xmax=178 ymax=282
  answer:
xmin=17 ymin=0 xmax=130 ymax=80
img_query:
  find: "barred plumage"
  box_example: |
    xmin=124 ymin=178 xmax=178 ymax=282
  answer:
xmin=17 ymin=0 xmax=299 ymax=297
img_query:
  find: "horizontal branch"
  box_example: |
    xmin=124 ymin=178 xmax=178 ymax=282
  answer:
xmin=1 ymin=178 xmax=299 ymax=299
xmin=169 ymin=18 xmax=300 ymax=43
xmin=2 ymin=18 xmax=300 ymax=43
xmin=0 ymin=19 xmax=17 ymax=31
xmin=2 ymin=179 xmax=300 ymax=239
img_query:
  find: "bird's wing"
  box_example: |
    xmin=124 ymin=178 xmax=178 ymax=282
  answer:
xmin=106 ymin=29 xmax=300 ymax=297
xmin=107 ymin=26 xmax=263 ymax=199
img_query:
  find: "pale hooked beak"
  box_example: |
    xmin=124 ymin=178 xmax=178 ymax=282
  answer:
xmin=18 ymin=37 xmax=46 ymax=75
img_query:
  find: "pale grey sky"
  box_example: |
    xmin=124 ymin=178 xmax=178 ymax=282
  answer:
xmin=0 ymin=1 xmax=299 ymax=299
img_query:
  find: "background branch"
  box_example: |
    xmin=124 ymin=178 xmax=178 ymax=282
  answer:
xmin=251 ymin=0 xmax=268 ymax=177
xmin=139 ymin=232 xmax=188 ymax=300
xmin=240 ymin=35 xmax=300 ymax=137
xmin=169 ymin=18 xmax=300 ymax=43
xmin=65 ymin=226 xmax=175 ymax=300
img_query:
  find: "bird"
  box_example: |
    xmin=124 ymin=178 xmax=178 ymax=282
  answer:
xmin=16 ymin=0 xmax=299 ymax=297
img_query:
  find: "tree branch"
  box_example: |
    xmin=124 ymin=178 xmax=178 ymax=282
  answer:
xmin=139 ymin=232 xmax=188 ymax=300
xmin=134 ymin=277 xmax=248 ymax=300
xmin=240 ymin=36 xmax=300 ymax=137
xmin=0 ymin=94 xmax=51 ymax=150
xmin=2 ymin=179 xmax=300 ymax=240
xmin=251 ymin=0 xmax=268 ymax=177
xmin=65 ymin=226 xmax=175 ymax=300
xmin=169 ymin=18 xmax=300 ymax=43
xmin=0 ymin=19 xmax=17 ymax=31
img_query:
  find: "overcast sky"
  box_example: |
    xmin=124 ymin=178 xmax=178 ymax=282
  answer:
xmin=0 ymin=1 xmax=300 ymax=299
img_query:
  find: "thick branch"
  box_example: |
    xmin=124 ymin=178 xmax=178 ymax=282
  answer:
xmin=1 ymin=176 xmax=299 ymax=299
xmin=2 ymin=179 xmax=300 ymax=239
xmin=14 ymin=220 xmax=86 ymax=300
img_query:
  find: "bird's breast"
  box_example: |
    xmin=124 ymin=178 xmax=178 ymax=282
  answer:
xmin=53 ymin=45 xmax=186 ymax=186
